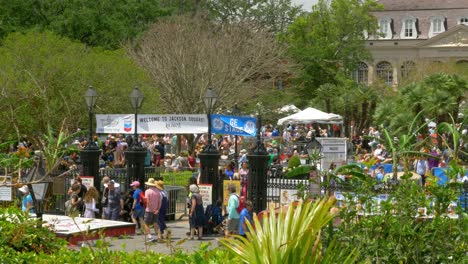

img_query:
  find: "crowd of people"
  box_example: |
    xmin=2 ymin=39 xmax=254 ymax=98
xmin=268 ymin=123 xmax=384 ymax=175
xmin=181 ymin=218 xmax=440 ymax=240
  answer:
xmin=62 ymin=176 xmax=169 ymax=243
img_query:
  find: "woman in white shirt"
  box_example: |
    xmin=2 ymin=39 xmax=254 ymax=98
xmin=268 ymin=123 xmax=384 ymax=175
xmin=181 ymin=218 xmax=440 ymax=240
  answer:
xmin=84 ymin=186 xmax=100 ymax=218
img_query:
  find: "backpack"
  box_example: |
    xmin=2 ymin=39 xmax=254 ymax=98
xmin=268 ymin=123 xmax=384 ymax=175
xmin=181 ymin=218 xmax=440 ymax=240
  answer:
xmin=234 ymin=194 xmax=244 ymax=214
xmin=139 ymin=190 xmax=147 ymax=208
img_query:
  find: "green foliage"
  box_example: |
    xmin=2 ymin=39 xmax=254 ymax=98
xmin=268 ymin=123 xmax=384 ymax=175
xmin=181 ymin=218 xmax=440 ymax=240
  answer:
xmin=285 ymin=165 xmax=310 ymax=179
xmin=0 ymin=0 xmax=171 ymax=49
xmin=160 ymin=171 xmax=194 ymax=187
xmin=283 ymin=0 xmax=381 ymax=105
xmin=287 ymin=155 xmax=301 ymax=168
xmin=374 ymin=73 xmax=467 ymax=133
xmin=0 ymin=142 xmax=34 ymax=177
xmin=0 ymin=206 xmax=239 ymax=263
xmin=333 ymin=165 xmax=468 ymax=263
xmin=0 ymin=207 xmax=67 ymax=254
xmin=221 ymin=198 xmax=358 ymax=263
xmin=0 ymin=30 xmax=157 ymax=141
xmin=207 ymin=0 xmax=303 ymax=34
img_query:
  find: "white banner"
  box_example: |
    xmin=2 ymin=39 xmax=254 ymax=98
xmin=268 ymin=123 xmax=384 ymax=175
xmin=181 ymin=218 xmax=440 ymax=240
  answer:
xmin=96 ymin=114 xmax=208 ymax=134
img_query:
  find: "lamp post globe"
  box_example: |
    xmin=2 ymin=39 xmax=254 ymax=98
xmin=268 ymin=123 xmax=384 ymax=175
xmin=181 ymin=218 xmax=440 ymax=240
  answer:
xmin=129 ymin=86 xmax=144 ymax=151
xmin=84 ymin=86 xmax=98 ymax=150
xmin=203 ymin=87 xmax=218 ymax=153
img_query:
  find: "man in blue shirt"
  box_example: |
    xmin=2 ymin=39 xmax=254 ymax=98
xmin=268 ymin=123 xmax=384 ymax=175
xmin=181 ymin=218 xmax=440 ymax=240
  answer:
xmin=19 ymin=185 xmax=34 ymax=214
xmin=239 ymin=200 xmax=253 ymax=238
xmin=130 ymin=181 xmax=145 ymax=234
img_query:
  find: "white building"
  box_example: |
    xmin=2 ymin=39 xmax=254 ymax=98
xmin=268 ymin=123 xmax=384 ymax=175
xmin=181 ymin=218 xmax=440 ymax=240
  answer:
xmin=357 ymin=0 xmax=468 ymax=86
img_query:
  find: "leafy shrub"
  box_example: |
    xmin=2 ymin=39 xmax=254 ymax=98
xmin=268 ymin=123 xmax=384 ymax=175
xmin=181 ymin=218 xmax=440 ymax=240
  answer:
xmin=285 ymin=165 xmax=311 ymax=179
xmin=287 ymin=155 xmax=301 ymax=169
xmin=331 ymin=164 xmax=468 ymax=263
xmin=221 ymin=198 xmax=357 ymax=263
xmin=0 ymin=207 xmax=67 ymax=254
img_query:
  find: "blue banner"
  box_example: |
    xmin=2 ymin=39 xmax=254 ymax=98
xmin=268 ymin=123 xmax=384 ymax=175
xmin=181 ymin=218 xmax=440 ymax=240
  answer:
xmin=210 ymin=114 xmax=257 ymax=137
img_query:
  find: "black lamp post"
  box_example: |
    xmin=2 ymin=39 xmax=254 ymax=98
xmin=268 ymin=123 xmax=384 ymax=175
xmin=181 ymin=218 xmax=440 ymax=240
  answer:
xmin=81 ymin=86 xmax=101 ymax=193
xmin=125 ymin=86 xmax=147 ymax=189
xmin=232 ymin=103 xmax=241 ymax=168
xmin=306 ymin=137 xmax=323 ymax=198
xmin=247 ymin=105 xmax=269 ymax=213
xmin=199 ymin=87 xmax=221 ymax=205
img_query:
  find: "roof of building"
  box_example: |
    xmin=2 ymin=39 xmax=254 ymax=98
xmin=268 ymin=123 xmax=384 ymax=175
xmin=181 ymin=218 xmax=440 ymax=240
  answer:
xmin=377 ymin=0 xmax=468 ymax=11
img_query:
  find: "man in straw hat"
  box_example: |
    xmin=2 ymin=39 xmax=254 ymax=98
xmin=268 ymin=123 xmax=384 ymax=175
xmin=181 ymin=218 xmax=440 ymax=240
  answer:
xmin=155 ymin=180 xmax=169 ymax=239
xmin=143 ymin=178 xmax=162 ymax=243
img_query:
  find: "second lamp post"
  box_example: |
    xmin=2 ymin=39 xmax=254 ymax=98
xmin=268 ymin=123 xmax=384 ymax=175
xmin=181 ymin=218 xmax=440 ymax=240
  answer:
xmin=198 ymin=88 xmax=221 ymax=206
xmin=125 ymin=86 xmax=147 ymax=189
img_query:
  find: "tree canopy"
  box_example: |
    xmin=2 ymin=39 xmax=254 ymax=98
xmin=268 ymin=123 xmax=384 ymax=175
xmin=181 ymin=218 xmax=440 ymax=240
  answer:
xmin=374 ymin=73 xmax=468 ymax=134
xmin=0 ymin=31 xmax=157 ymax=141
xmin=283 ymin=0 xmax=381 ymax=107
xmin=127 ymin=15 xmax=289 ymax=115
xmin=0 ymin=0 xmax=171 ymax=49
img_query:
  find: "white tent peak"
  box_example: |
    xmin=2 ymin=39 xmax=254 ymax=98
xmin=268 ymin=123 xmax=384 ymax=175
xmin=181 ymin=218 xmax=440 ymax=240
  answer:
xmin=277 ymin=107 xmax=342 ymax=125
xmin=277 ymin=104 xmax=300 ymax=113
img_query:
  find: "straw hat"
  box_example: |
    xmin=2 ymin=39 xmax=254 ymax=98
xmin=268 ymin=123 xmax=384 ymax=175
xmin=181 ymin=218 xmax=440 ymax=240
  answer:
xmin=155 ymin=180 xmax=165 ymax=190
xmin=240 ymin=149 xmax=247 ymax=154
xmin=145 ymin=178 xmax=158 ymax=187
xmin=19 ymin=185 xmax=29 ymax=194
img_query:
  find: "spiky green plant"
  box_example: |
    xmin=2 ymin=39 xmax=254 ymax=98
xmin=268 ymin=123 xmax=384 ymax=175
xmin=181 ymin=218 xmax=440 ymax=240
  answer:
xmin=220 ymin=197 xmax=357 ymax=264
xmin=34 ymin=121 xmax=84 ymax=175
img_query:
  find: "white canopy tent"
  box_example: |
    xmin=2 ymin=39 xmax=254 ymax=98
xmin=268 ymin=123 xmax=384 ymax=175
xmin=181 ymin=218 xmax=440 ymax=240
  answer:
xmin=277 ymin=104 xmax=300 ymax=113
xmin=277 ymin=107 xmax=343 ymax=126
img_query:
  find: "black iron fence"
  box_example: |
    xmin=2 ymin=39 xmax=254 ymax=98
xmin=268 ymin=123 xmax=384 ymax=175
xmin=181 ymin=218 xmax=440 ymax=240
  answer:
xmin=41 ymin=167 xmax=189 ymax=219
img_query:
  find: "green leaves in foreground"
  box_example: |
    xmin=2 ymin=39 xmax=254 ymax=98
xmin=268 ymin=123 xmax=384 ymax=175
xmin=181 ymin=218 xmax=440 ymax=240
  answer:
xmin=221 ymin=197 xmax=357 ymax=264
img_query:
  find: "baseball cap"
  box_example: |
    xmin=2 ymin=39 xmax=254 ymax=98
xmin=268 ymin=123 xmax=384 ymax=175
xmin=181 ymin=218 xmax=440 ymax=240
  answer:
xmin=130 ymin=181 xmax=140 ymax=187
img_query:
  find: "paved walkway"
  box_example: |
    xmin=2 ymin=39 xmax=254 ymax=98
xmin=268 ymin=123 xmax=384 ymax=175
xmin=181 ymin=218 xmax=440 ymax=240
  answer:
xmin=80 ymin=220 xmax=224 ymax=254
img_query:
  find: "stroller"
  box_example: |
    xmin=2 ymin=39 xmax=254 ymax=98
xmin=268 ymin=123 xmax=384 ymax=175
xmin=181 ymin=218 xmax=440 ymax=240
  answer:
xmin=204 ymin=202 xmax=224 ymax=235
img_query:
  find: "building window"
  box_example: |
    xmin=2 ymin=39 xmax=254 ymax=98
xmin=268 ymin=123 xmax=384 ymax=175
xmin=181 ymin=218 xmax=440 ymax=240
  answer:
xmin=353 ymin=62 xmax=368 ymax=84
xmin=376 ymin=61 xmax=393 ymax=85
xmin=401 ymin=61 xmax=416 ymax=80
xmin=400 ymin=18 xmax=417 ymax=39
xmin=378 ymin=18 xmax=392 ymax=39
xmin=429 ymin=17 xmax=445 ymax=38
xmin=459 ymin=17 xmax=468 ymax=25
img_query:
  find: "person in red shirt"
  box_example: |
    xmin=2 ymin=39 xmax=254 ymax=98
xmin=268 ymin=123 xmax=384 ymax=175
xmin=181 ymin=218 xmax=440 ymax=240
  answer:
xmin=143 ymin=178 xmax=162 ymax=243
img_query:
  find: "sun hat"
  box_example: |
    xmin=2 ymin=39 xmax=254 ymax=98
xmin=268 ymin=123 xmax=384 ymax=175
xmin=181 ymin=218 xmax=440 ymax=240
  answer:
xmin=130 ymin=181 xmax=140 ymax=187
xmin=240 ymin=149 xmax=247 ymax=154
xmin=145 ymin=178 xmax=158 ymax=187
xmin=189 ymin=184 xmax=199 ymax=193
xmin=19 ymin=185 xmax=29 ymax=194
xmin=155 ymin=180 xmax=165 ymax=190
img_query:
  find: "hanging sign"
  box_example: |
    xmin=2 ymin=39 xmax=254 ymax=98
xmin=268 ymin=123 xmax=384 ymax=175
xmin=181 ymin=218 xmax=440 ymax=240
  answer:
xmin=0 ymin=176 xmax=12 ymax=201
xmin=210 ymin=114 xmax=257 ymax=137
xmin=96 ymin=114 xmax=208 ymax=134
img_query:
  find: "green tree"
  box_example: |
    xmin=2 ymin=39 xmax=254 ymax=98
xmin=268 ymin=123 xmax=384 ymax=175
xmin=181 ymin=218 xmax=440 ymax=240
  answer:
xmin=207 ymin=0 xmax=304 ymax=34
xmin=374 ymin=73 xmax=467 ymax=133
xmin=0 ymin=30 xmax=157 ymax=142
xmin=283 ymin=0 xmax=381 ymax=108
xmin=0 ymin=0 xmax=171 ymax=49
